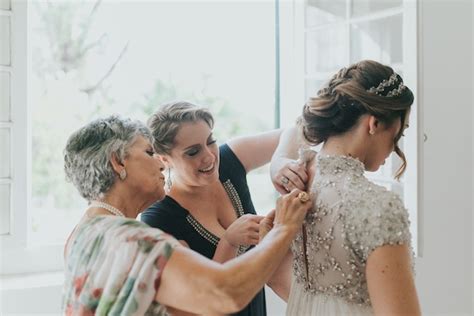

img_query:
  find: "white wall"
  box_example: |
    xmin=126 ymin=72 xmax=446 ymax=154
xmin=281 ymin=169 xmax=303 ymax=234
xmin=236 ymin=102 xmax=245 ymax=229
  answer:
xmin=0 ymin=272 xmax=63 ymax=314
xmin=416 ymin=0 xmax=473 ymax=315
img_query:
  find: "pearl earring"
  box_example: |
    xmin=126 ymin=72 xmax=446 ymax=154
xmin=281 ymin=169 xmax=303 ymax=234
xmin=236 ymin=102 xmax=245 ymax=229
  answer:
xmin=119 ymin=169 xmax=127 ymax=180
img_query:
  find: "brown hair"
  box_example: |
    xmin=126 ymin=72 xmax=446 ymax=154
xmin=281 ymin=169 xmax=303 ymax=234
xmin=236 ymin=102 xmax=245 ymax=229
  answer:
xmin=301 ymin=60 xmax=414 ymax=179
xmin=147 ymin=101 xmax=214 ymax=155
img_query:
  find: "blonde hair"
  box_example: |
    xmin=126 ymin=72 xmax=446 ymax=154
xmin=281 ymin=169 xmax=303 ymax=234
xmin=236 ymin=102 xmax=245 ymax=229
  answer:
xmin=147 ymin=101 xmax=214 ymax=154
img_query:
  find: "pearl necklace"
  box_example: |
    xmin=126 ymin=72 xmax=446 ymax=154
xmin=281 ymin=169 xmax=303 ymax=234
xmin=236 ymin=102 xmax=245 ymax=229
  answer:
xmin=90 ymin=201 xmax=126 ymax=217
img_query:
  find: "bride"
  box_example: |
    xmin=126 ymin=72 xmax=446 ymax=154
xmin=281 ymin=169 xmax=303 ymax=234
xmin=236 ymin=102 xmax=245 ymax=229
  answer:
xmin=269 ymin=60 xmax=421 ymax=315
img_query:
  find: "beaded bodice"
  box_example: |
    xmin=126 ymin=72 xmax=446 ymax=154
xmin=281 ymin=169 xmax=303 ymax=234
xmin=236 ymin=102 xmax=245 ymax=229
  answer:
xmin=291 ymin=152 xmax=412 ymax=307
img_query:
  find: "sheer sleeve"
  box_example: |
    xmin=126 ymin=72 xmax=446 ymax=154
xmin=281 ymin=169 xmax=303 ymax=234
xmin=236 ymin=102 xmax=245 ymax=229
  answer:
xmin=345 ymin=189 xmax=412 ymax=262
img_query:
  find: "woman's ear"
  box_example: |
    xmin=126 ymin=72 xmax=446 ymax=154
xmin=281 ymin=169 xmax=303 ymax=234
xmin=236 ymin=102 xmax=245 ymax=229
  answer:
xmin=159 ymin=154 xmax=172 ymax=168
xmin=110 ymin=153 xmax=125 ymax=175
xmin=368 ymin=115 xmax=380 ymax=135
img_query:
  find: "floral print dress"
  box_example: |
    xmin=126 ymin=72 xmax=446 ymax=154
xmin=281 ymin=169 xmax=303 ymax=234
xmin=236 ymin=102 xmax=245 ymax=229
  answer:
xmin=63 ymin=216 xmax=179 ymax=316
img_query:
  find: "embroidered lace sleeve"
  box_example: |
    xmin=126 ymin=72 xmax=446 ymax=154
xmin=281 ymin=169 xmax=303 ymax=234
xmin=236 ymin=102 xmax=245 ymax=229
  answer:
xmin=345 ymin=188 xmax=412 ymax=262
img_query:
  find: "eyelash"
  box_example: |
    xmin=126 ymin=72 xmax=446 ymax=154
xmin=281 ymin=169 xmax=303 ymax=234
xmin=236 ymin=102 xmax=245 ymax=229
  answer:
xmin=187 ymin=139 xmax=217 ymax=157
xmin=146 ymin=150 xmax=155 ymax=156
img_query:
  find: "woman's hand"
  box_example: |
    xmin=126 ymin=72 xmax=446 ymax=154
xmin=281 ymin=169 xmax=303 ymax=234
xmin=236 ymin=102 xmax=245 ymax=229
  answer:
xmin=223 ymin=214 xmax=264 ymax=247
xmin=259 ymin=209 xmax=275 ymax=242
xmin=274 ymin=189 xmax=312 ymax=234
xmin=271 ymin=158 xmax=308 ymax=194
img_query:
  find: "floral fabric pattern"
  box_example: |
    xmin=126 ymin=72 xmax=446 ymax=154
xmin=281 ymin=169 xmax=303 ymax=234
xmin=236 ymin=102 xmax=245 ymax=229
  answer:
xmin=63 ymin=216 xmax=179 ymax=315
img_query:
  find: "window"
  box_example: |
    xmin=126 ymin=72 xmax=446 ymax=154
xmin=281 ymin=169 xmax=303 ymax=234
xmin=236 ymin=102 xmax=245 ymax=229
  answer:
xmin=280 ymin=0 xmax=420 ymax=253
xmin=2 ymin=1 xmax=278 ymax=274
xmin=0 ymin=0 xmax=12 ymax=237
xmin=1 ymin=0 xmax=421 ymax=276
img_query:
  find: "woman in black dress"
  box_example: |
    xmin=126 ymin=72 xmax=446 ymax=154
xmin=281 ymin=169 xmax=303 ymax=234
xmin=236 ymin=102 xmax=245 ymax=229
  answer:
xmin=141 ymin=101 xmax=305 ymax=315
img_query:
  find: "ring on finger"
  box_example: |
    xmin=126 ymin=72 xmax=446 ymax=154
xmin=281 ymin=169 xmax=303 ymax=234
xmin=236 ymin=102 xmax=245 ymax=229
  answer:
xmin=297 ymin=191 xmax=310 ymax=203
xmin=281 ymin=176 xmax=290 ymax=185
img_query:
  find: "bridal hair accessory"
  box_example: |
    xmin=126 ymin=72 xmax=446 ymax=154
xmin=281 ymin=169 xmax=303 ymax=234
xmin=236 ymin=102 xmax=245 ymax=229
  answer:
xmin=367 ymin=73 xmax=406 ymax=97
xmin=119 ymin=169 xmax=127 ymax=180
xmin=90 ymin=201 xmax=126 ymax=217
xmin=298 ymin=192 xmax=310 ymax=203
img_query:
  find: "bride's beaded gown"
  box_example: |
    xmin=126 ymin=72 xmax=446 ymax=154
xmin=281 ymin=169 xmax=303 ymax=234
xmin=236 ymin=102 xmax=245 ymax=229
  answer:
xmin=286 ymin=152 xmax=413 ymax=315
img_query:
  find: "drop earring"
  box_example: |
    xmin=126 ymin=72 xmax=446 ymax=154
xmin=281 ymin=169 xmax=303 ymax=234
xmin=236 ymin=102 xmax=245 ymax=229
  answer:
xmin=166 ymin=168 xmax=172 ymax=190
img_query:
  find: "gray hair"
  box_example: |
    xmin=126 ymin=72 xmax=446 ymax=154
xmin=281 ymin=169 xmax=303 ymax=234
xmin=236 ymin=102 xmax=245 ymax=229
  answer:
xmin=147 ymin=101 xmax=214 ymax=155
xmin=64 ymin=115 xmax=153 ymax=201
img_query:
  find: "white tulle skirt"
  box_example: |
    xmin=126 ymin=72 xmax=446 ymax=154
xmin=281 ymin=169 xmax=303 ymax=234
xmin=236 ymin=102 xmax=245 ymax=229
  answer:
xmin=286 ymin=279 xmax=373 ymax=316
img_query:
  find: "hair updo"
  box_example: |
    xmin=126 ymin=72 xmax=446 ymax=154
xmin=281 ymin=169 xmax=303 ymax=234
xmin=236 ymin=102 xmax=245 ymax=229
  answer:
xmin=301 ymin=60 xmax=414 ymax=178
xmin=147 ymin=101 xmax=214 ymax=155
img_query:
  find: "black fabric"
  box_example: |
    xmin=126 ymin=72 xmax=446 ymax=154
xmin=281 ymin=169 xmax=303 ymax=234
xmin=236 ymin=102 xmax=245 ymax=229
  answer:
xmin=141 ymin=144 xmax=266 ymax=316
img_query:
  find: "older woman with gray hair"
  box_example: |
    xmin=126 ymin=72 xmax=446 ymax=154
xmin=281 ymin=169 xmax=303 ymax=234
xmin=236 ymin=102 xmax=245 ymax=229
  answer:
xmin=62 ymin=115 xmax=312 ymax=315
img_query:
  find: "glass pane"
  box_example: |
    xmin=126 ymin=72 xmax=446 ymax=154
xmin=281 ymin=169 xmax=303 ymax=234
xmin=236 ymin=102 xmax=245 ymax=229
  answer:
xmin=29 ymin=1 xmax=276 ymax=244
xmin=0 ymin=183 xmax=10 ymax=235
xmin=351 ymin=0 xmax=402 ymax=17
xmin=0 ymin=16 xmax=10 ymax=66
xmin=306 ymin=26 xmax=347 ymax=74
xmin=306 ymin=0 xmax=346 ymax=27
xmin=0 ymin=72 xmax=10 ymax=121
xmin=305 ymin=79 xmax=328 ymax=101
xmin=0 ymin=128 xmax=10 ymax=178
xmin=350 ymin=14 xmax=403 ymax=65
xmin=0 ymin=0 xmax=10 ymax=10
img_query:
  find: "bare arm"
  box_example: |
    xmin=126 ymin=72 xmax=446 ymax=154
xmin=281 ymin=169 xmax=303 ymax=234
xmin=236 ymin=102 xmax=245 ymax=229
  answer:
xmin=259 ymin=209 xmax=293 ymax=302
xmin=366 ymin=244 xmax=421 ymax=316
xmin=271 ymin=126 xmax=301 ymax=161
xmin=266 ymin=250 xmax=293 ymax=302
xmin=156 ymin=189 xmax=311 ymax=314
xmin=227 ymin=129 xmax=283 ymax=173
xmin=212 ymin=237 xmax=238 ymax=263
xmin=270 ymin=126 xmax=308 ymax=194
xmin=156 ymin=225 xmax=297 ymax=314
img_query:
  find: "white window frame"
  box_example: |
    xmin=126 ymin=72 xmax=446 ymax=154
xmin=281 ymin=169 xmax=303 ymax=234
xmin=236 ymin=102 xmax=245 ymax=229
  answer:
xmin=279 ymin=0 xmax=422 ymax=255
xmin=1 ymin=1 xmax=64 ymax=276
xmin=0 ymin=1 xmax=13 ymax=237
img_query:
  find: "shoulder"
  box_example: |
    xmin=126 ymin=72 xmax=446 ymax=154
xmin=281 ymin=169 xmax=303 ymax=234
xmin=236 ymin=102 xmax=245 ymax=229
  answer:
xmin=68 ymin=216 xmax=179 ymax=260
xmin=219 ymin=143 xmax=246 ymax=179
xmin=344 ymin=181 xmax=412 ymax=261
xmin=141 ymin=197 xmax=186 ymax=231
xmin=347 ymin=181 xmax=407 ymax=219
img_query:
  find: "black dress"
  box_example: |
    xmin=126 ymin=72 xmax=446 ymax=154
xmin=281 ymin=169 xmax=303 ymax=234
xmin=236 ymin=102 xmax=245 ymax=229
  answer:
xmin=141 ymin=144 xmax=267 ymax=316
